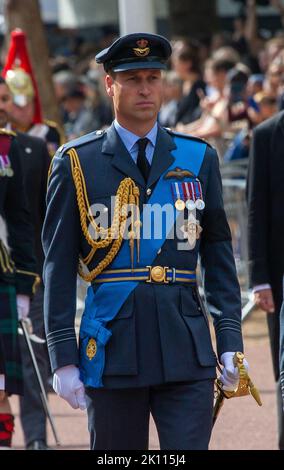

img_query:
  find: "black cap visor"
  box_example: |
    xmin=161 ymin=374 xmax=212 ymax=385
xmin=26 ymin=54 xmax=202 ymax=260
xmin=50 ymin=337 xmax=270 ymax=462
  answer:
xmin=106 ymin=57 xmax=167 ymax=72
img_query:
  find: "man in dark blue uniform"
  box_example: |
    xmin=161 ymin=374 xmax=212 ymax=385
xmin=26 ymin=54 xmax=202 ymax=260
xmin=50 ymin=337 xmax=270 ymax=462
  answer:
xmin=43 ymin=33 xmax=246 ymax=450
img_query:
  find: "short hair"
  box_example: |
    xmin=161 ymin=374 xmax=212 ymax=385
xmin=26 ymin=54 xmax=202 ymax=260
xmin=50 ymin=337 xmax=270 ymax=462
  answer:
xmin=212 ymin=46 xmax=240 ymax=65
xmin=227 ymin=64 xmax=251 ymax=85
xmin=173 ymin=42 xmax=201 ymax=74
xmin=0 ymin=76 xmax=7 ymax=85
xmin=211 ymin=58 xmax=236 ymax=74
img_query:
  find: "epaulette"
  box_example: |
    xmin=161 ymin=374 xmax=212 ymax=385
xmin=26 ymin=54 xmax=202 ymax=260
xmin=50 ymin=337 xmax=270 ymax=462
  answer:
xmin=44 ymin=119 xmax=65 ymax=146
xmin=165 ymin=128 xmax=213 ymax=149
xmin=56 ymin=130 xmax=105 ymax=157
xmin=0 ymin=128 xmax=16 ymax=137
xmin=44 ymin=119 xmax=59 ymax=129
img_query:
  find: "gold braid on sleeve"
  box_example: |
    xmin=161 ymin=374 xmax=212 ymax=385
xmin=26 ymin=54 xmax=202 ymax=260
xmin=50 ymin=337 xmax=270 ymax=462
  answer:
xmin=67 ymin=148 xmax=141 ymax=282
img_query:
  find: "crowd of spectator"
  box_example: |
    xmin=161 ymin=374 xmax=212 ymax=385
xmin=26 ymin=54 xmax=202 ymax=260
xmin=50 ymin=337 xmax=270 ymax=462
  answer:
xmin=27 ymin=0 xmax=284 ymax=163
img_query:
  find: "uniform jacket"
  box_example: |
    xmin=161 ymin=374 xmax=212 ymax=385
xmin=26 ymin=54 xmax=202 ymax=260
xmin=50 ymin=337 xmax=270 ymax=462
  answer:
xmin=0 ymin=130 xmax=38 ymax=296
xmin=43 ymin=124 xmax=243 ymax=388
xmin=16 ymin=131 xmax=50 ymax=276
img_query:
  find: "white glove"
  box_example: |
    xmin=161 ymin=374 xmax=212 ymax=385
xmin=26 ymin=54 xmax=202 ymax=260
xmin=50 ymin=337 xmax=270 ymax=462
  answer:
xmin=53 ymin=365 xmax=86 ymax=410
xmin=16 ymin=294 xmax=30 ymax=320
xmin=220 ymin=352 xmax=249 ymax=391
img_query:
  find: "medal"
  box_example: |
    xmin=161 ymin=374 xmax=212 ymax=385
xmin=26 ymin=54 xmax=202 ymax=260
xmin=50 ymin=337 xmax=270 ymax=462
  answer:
xmin=171 ymin=179 xmax=205 ymax=212
xmin=183 ymin=182 xmax=194 ymax=211
xmin=195 ymin=199 xmax=205 ymax=210
xmin=175 ymin=199 xmax=185 ymax=211
xmin=6 ymin=168 xmax=14 ymax=177
xmin=185 ymin=199 xmax=196 ymax=211
xmin=171 ymin=182 xmax=185 ymax=211
xmin=187 ymin=221 xmax=198 ymax=247
xmin=194 ymin=181 xmax=205 ymax=211
xmin=0 ymin=154 xmax=14 ymax=178
xmin=180 ymin=214 xmax=203 ymax=249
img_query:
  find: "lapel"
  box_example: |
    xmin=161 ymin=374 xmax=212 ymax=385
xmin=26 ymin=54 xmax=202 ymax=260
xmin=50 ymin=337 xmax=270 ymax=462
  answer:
xmin=102 ymin=123 xmax=145 ymax=187
xmin=147 ymin=126 xmax=176 ymax=188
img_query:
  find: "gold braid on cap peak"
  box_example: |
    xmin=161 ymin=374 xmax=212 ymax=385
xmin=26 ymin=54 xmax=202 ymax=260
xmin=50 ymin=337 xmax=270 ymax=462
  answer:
xmin=67 ymin=148 xmax=141 ymax=282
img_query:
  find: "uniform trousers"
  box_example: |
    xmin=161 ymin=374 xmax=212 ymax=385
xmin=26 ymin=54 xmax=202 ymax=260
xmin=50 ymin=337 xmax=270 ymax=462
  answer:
xmin=86 ymin=379 xmax=214 ymax=450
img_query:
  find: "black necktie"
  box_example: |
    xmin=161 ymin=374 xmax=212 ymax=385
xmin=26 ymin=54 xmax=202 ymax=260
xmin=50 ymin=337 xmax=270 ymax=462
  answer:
xmin=137 ymin=138 xmax=150 ymax=182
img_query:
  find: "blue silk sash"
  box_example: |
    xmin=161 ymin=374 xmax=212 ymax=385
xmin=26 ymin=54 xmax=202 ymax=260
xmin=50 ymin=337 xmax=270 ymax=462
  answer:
xmin=79 ymin=135 xmax=206 ymax=387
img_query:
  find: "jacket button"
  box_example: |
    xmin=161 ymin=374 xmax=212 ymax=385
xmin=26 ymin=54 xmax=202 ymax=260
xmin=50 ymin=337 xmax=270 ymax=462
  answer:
xmin=146 ymin=188 xmax=152 ymax=196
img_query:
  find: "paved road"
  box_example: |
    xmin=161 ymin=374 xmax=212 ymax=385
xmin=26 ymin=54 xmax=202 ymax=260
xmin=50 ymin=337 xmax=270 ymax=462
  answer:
xmin=10 ymin=308 xmax=278 ymax=450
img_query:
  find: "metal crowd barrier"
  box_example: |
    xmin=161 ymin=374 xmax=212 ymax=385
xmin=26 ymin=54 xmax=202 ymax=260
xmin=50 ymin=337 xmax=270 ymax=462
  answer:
xmin=220 ymin=158 xmax=255 ymax=320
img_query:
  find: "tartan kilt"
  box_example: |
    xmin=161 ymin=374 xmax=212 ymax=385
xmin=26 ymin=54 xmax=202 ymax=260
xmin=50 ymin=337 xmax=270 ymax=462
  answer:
xmin=0 ymin=281 xmax=23 ymax=395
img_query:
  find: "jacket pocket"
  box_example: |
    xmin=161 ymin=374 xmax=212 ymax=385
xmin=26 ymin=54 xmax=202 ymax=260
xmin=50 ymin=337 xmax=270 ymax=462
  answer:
xmin=103 ymin=291 xmax=138 ymax=375
xmin=180 ymin=286 xmax=217 ymax=367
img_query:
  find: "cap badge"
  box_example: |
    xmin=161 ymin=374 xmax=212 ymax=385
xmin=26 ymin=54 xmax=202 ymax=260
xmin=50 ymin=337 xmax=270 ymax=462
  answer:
xmin=133 ymin=39 xmax=150 ymax=57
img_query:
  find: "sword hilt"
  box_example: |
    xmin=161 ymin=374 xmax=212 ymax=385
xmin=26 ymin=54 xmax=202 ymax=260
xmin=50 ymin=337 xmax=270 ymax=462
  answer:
xmin=218 ymin=352 xmax=262 ymax=405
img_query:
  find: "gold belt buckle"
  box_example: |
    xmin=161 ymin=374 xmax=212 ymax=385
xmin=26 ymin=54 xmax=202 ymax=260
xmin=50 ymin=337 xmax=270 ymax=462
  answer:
xmin=146 ymin=265 xmax=169 ymax=283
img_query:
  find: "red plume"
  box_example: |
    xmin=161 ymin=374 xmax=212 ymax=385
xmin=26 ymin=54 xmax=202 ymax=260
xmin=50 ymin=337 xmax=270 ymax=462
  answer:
xmin=2 ymin=29 xmax=42 ymax=124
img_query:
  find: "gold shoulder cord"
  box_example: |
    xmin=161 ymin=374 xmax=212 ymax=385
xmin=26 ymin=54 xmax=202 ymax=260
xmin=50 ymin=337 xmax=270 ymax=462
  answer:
xmin=67 ymin=148 xmax=141 ymax=282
